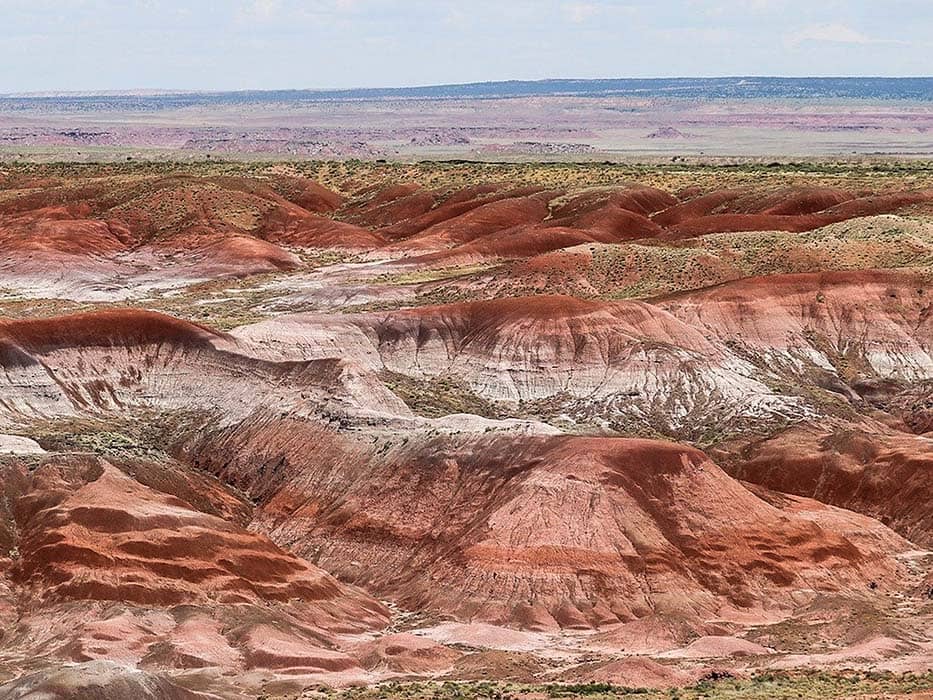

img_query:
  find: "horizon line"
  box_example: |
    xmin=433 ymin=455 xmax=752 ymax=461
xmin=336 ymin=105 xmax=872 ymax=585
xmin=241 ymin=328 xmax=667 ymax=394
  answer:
xmin=3 ymin=75 xmax=933 ymax=99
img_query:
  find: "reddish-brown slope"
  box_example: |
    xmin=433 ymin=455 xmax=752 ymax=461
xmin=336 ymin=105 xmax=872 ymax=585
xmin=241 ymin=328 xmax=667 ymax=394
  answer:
xmin=374 ymin=197 xmax=497 ymax=241
xmin=189 ymin=235 xmax=300 ymax=275
xmin=755 ymin=186 xmax=854 ymax=215
xmin=544 ymin=188 xmax=671 ymax=241
xmin=262 ymin=208 xmax=386 ymax=249
xmin=377 ymin=186 xmax=558 ymax=242
xmin=0 ymin=210 xmax=133 ymax=257
xmin=389 ymin=194 xmax=555 ymax=251
xmin=725 ymin=423 xmax=933 ymax=547
xmin=0 ymin=180 xmax=121 ymax=217
xmin=610 ymin=186 xmax=681 ymax=216
xmin=659 ymin=187 xmax=933 ymax=238
xmin=409 ymin=226 xmax=613 ymax=265
xmin=0 ymin=215 xmax=135 ymax=297
xmin=658 ymin=269 xmax=933 ymax=379
xmin=266 ymin=175 xmax=344 ymax=213
xmin=184 ymin=425 xmax=907 ymax=631
xmin=551 ymin=186 xmax=678 ymax=221
xmin=0 ymin=309 xmax=227 ymax=355
xmin=354 ymin=182 xmax=423 ymax=207
xmin=0 ymin=206 xmax=136 ymax=295
xmin=341 ymin=183 xmax=438 ymax=228
xmin=651 ymin=190 xmax=743 ymax=227
xmin=822 ymin=188 xmax=933 ymax=219
xmin=568 ymin=205 xmax=663 ymax=239
xmin=352 ymin=190 xmax=438 ymax=228
xmin=9 ymin=458 xmax=384 ymax=609
xmin=443 ymin=183 xmax=504 ymax=205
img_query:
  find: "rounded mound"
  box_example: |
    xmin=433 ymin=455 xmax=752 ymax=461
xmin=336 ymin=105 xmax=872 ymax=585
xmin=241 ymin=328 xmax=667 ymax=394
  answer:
xmin=10 ymin=457 xmax=389 ymax=617
xmin=0 ymin=310 xmax=228 ymax=354
xmin=0 ymin=661 xmax=210 ymax=700
xmin=194 ymin=235 xmax=301 ymax=273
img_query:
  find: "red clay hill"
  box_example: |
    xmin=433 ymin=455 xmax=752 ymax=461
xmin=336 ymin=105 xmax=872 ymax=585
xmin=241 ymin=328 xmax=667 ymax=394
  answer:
xmin=0 ymin=164 xmax=931 ymax=697
xmin=180 ymin=426 xmax=910 ymax=632
xmin=2 ymin=173 xmax=932 ymax=294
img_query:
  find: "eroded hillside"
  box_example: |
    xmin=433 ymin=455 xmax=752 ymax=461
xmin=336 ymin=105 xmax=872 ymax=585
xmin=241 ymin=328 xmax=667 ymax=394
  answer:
xmin=0 ymin=161 xmax=931 ymax=699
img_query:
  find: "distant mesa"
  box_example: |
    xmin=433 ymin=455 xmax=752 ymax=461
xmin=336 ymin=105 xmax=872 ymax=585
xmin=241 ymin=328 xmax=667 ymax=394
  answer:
xmin=646 ymin=126 xmax=695 ymax=139
xmin=482 ymin=141 xmax=597 ymax=155
xmin=409 ymin=131 xmax=471 ymax=146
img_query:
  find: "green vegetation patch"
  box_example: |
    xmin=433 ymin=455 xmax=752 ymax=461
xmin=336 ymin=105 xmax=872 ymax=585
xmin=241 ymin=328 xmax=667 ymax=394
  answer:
xmin=381 ymin=372 xmax=505 ymax=419
xmin=375 ymin=263 xmax=499 ymax=286
xmin=289 ymin=670 xmax=933 ymax=700
xmin=25 ymin=411 xmax=209 ymax=459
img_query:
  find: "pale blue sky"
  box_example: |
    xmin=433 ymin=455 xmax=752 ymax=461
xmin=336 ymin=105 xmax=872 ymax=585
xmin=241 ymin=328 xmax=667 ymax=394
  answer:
xmin=1 ymin=0 xmax=930 ymax=93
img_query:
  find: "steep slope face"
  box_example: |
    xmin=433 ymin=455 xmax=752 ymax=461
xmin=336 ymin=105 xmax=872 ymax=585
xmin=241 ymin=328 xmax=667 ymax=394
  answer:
xmin=550 ymin=186 xmax=678 ymax=222
xmin=8 ymin=458 xmax=381 ymax=610
xmin=571 ymin=205 xmax=664 ymax=239
xmin=374 ymin=185 xmax=544 ymax=241
xmin=659 ymin=270 xmax=933 ymax=383
xmin=183 ymin=234 xmax=300 ymax=276
xmin=0 ymin=310 xmax=409 ymax=425
xmin=0 ymin=661 xmax=211 ymax=700
xmin=340 ymin=183 xmax=438 ymax=228
xmin=722 ymin=422 xmax=933 ymax=547
xmin=181 ymin=427 xmax=909 ymax=631
xmin=749 ymin=186 xmax=855 ymax=215
xmin=406 ymin=225 xmax=616 ymax=266
xmin=269 ymin=215 xmax=386 ymax=249
xmin=880 ymin=380 xmax=933 ymax=434
xmin=546 ymin=186 xmax=672 ymax=239
xmin=235 ymin=269 xmax=933 ymax=442
xmin=653 ymin=187 xmax=933 ymax=239
xmin=260 ymin=202 xmax=386 ymax=249
xmin=0 ymin=208 xmax=136 ymax=299
xmin=0 ymin=207 xmax=132 ymax=258
xmin=651 ymin=190 xmax=744 ymax=227
xmin=0 ymin=454 xmax=390 ymax=686
xmin=386 ymin=194 xmax=555 ymax=251
xmin=236 ymin=295 xmax=811 ymax=441
xmin=267 ymin=175 xmax=345 ymax=213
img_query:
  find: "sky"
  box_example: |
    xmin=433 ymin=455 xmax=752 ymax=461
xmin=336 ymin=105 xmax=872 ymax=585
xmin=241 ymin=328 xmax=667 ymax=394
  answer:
xmin=1 ymin=0 xmax=931 ymax=93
